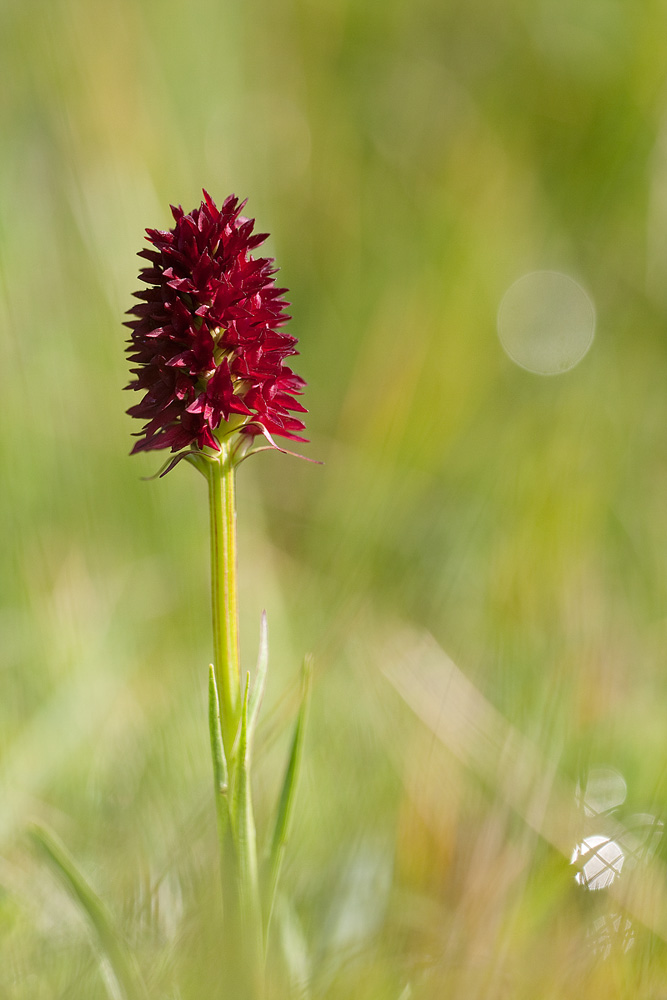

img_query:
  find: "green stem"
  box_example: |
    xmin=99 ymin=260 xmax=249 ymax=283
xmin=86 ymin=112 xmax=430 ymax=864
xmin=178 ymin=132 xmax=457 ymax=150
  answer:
xmin=207 ymin=442 xmax=263 ymax=998
xmin=207 ymin=441 xmax=241 ymax=757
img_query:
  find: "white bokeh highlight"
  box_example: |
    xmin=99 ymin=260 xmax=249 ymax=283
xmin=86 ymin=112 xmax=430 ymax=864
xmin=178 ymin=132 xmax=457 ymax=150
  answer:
xmin=575 ymin=766 xmax=627 ymax=818
xmin=571 ymin=835 xmax=624 ymax=890
xmin=497 ymin=270 xmax=595 ymax=374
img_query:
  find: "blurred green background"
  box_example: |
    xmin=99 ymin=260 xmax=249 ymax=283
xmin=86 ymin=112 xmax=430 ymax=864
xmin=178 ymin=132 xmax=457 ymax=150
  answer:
xmin=3 ymin=0 xmax=667 ymax=996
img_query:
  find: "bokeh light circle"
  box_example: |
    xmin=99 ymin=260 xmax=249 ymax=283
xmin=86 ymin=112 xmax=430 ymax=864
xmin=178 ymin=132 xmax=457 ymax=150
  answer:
xmin=571 ymin=835 xmax=624 ymax=891
xmin=497 ymin=270 xmax=595 ymax=375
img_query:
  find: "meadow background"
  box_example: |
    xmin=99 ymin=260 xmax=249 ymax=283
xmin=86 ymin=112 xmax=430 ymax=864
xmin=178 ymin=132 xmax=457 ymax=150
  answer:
xmin=3 ymin=0 xmax=667 ymax=996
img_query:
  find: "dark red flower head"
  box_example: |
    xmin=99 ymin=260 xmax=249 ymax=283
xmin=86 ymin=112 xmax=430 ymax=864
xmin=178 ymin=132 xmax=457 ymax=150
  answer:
xmin=125 ymin=192 xmax=307 ymax=455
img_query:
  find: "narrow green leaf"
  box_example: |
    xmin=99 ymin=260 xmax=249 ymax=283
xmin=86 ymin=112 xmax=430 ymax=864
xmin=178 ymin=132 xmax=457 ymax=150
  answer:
xmin=248 ymin=610 xmax=269 ymax=741
xmin=231 ymin=672 xmax=263 ymax=957
xmin=275 ymin=894 xmax=311 ymax=1000
xmin=29 ymin=824 xmax=147 ymax=1000
xmin=184 ymin=449 xmax=211 ymax=477
xmin=265 ymin=655 xmax=313 ymax=937
xmin=208 ymin=664 xmax=229 ymax=848
xmin=208 ymin=664 xmax=228 ymax=793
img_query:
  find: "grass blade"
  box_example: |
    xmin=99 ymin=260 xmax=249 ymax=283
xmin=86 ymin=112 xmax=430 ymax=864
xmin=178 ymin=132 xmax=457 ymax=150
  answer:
xmin=275 ymin=894 xmax=311 ymax=1000
xmin=264 ymin=655 xmax=312 ymax=937
xmin=231 ymin=672 xmax=263 ymax=963
xmin=29 ymin=823 xmax=147 ymax=1000
xmin=208 ymin=664 xmax=229 ymax=836
xmin=209 ymin=663 xmax=230 ymax=913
